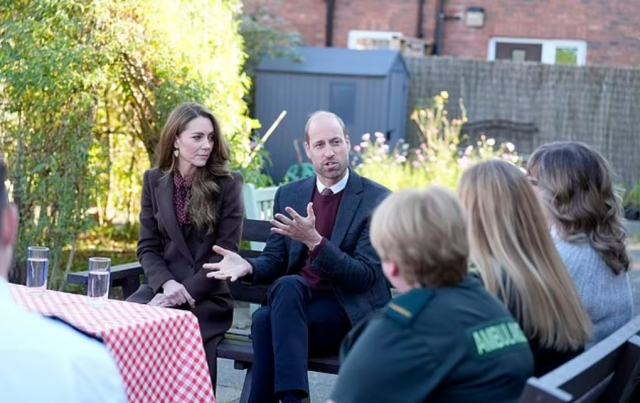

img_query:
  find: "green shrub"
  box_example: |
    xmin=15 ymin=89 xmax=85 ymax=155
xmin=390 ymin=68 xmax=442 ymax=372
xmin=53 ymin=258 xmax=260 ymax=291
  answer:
xmin=0 ymin=0 xmax=261 ymax=288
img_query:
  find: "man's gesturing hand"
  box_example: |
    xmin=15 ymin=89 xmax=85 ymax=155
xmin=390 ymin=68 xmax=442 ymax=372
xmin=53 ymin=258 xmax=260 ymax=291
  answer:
xmin=271 ymin=202 xmax=322 ymax=250
xmin=204 ymin=245 xmax=253 ymax=282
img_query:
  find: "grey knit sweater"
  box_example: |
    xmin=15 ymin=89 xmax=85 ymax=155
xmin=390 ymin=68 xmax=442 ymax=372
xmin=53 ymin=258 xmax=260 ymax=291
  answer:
xmin=553 ymin=232 xmax=633 ymax=346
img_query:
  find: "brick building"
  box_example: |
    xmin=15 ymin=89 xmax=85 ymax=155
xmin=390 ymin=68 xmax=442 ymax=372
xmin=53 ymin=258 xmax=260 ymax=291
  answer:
xmin=243 ymin=0 xmax=640 ymax=67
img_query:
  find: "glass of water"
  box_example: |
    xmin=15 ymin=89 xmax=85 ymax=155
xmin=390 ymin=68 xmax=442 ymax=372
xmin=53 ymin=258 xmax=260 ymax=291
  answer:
xmin=27 ymin=246 xmax=49 ymax=295
xmin=87 ymin=257 xmax=111 ymax=308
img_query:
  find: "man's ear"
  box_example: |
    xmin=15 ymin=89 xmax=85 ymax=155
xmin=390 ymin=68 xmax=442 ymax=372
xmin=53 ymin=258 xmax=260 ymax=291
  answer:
xmin=304 ymin=140 xmax=311 ymax=159
xmin=1 ymin=205 xmax=19 ymax=248
xmin=345 ymin=134 xmax=351 ymax=149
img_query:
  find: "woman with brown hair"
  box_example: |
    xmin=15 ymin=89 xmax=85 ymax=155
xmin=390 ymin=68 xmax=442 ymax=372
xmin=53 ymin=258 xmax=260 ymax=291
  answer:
xmin=459 ymin=159 xmax=592 ymax=376
xmin=127 ymin=102 xmax=244 ymax=390
xmin=527 ymin=141 xmax=633 ymax=345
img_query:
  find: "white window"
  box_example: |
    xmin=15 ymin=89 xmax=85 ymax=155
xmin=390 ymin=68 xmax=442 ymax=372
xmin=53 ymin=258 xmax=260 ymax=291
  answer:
xmin=348 ymin=30 xmax=403 ymax=50
xmin=488 ymin=38 xmax=587 ymax=66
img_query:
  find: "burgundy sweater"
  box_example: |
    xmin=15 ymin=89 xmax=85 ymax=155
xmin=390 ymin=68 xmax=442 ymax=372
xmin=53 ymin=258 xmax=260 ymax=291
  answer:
xmin=299 ymin=188 xmax=344 ymax=290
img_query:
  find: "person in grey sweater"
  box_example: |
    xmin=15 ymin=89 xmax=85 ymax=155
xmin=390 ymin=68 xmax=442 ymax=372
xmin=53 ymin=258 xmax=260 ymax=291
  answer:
xmin=551 ymin=232 xmax=632 ymax=345
xmin=528 ymin=142 xmax=633 ymax=346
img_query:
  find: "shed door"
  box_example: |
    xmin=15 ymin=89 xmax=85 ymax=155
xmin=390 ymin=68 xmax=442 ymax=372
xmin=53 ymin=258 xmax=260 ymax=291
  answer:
xmin=329 ymin=83 xmax=357 ymax=134
xmin=387 ymin=71 xmax=407 ymax=146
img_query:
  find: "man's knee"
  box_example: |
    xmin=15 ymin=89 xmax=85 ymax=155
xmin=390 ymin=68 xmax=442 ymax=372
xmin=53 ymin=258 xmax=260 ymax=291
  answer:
xmin=252 ymin=306 xmax=271 ymax=332
xmin=268 ymin=275 xmax=309 ymax=304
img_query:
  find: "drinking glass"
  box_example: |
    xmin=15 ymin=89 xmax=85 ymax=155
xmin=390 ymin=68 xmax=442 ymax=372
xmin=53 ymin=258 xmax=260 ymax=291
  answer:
xmin=87 ymin=257 xmax=111 ymax=307
xmin=26 ymin=246 xmax=49 ymax=295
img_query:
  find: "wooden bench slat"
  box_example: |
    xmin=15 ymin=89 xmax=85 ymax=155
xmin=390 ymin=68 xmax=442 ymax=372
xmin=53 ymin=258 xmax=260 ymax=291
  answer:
xmin=242 ymin=219 xmax=271 ymax=243
xmin=67 ymin=262 xmax=144 ymax=285
xmin=218 ymin=337 xmax=340 ymax=375
xmin=519 ymin=314 xmax=640 ymax=403
xmin=228 ymin=282 xmax=268 ymax=304
xmin=238 ymin=250 xmax=261 ymax=259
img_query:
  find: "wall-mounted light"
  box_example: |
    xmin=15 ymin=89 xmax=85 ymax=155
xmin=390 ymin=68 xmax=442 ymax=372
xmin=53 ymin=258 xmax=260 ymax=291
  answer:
xmin=465 ymin=7 xmax=485 ymax=28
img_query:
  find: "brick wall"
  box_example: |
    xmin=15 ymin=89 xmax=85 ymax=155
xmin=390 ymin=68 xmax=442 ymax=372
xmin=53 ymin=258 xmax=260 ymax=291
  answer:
xmin=243 ymin=0 xmax=436 ymax=48
xmin=242 ymin=0 xmax=640 ymax=67
xmin=441 ymin=0 xmax=640 ymax=67
xmin=243 ymin=0 xmax=328 ymax=46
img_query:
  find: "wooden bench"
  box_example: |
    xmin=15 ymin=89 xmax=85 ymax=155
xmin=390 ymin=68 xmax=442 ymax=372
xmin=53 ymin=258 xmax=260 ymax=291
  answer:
xmin=67 ymin=218 xmax=339 ymax=402
xmin=519 ymin=314 xmax=640 ymax=403
xmin=462 ymin=119 xmax=539 ymax=160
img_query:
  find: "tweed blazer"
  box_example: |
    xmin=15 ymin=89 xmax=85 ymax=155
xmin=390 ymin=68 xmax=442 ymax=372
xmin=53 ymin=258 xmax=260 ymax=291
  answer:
xmin=136 ymin=168 xmax=244 ymax=302
xmin=250 ymin=169 xmax=392 ymax=325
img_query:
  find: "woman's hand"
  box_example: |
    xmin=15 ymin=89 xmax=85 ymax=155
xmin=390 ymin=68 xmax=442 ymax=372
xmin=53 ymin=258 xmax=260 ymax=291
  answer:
xmin=148 ymin=293 xmax=172 ymax=307
xmin=161 ymin=279 xmax=196 ymax=308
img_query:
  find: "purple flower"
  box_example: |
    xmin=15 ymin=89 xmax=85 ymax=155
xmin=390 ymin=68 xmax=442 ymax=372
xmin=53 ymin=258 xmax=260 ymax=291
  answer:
xmin=458 ymin=156 xmax=472 ymax=169
xmin=464 ymin=146 xmax=473 ymax=156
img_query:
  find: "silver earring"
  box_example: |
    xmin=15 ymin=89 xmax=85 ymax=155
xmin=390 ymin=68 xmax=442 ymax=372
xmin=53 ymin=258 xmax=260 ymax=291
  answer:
xmin=173 ymin=148 xmax=179 ymax=158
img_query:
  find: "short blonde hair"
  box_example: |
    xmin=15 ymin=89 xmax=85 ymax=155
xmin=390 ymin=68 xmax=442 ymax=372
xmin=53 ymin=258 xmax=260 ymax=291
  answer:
xmin=371 ymin=186 xmax=469 ymax=288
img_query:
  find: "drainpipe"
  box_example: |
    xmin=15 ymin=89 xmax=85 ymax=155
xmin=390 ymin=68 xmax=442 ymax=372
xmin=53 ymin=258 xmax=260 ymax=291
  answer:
xmin=326 ymin=0 xmax=336 ymax=47
xmin=416 ymin=0 xmax=425 ymax=38
xmin=434 ymin=0 xmax=445 ymax=55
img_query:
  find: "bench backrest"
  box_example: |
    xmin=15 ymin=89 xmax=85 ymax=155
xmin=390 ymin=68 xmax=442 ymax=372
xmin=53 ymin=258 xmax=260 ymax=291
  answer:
xmin=66 ymin=219 xmax=273 ymax=303
xmin=231 ymin=219 xmax=271 ymax=304
xmin=242 ymin=184 xmax=278 ymax=251
xmin=519 ymin=315 xmax=640 ymax=403
xmin=239 ymin=219 xmax=272 ymax=258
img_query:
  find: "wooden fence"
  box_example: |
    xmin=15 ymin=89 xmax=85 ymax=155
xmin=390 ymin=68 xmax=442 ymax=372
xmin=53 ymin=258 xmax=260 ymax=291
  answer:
xmin=404 ymin=57 xmax=640 ymax=184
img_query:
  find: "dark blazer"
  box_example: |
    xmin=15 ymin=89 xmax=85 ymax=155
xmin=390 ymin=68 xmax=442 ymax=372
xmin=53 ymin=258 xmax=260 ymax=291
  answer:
xmin=250 ymin=169 xmax=392 ymax=326
xmin=127 ymin=167 xmax=243 ymax=388
xmin=134 ymin=168 xmax=244 ymax=301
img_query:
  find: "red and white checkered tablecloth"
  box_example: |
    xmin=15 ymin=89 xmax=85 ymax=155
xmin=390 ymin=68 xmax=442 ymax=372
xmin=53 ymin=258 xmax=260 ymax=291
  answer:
xmin=9 ymin=284 xmax=215 ymax=403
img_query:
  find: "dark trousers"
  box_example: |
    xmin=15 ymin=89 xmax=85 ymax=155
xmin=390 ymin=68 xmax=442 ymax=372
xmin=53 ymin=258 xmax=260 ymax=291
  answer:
xmin=249 ymin=275 xmax=351 ymax=403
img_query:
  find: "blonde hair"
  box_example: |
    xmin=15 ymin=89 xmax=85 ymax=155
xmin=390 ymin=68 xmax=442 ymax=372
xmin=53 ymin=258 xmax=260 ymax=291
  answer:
xmin=527 ymin=141 xmax=629 ymax=275
xmin=156 ymin=102 xmax=231 ymax=234
xmin=459 ymin=159 xmax=592 ymax=350
xmin=371 ymin=186 xmax=469 ymax=288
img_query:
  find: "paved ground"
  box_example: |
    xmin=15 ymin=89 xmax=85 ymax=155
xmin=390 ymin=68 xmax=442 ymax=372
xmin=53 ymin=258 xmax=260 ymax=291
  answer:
xmin=215 ymin=221 xmax=640 ymax=403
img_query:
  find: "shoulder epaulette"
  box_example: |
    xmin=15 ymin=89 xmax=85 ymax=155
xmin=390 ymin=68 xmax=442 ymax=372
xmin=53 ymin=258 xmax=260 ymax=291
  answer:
xmin=384 ymin=289 xmax=434 ymax=327
xmin=468 ymin=266 xmax=482 ymax=277
xmin=46 ymin=316 xmax=104 ymax=344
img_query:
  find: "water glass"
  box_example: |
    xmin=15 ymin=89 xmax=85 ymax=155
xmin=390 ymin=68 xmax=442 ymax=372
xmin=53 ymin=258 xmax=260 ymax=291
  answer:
xmin=26 ymin=246 xmax=49 ymax=295
xmin=87 ymin=257 xmax=111 ymax=307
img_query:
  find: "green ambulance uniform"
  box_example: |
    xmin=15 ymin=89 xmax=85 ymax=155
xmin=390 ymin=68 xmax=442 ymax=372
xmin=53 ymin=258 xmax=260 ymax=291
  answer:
xmin=330 ymin=275 xmax=534 ymax=403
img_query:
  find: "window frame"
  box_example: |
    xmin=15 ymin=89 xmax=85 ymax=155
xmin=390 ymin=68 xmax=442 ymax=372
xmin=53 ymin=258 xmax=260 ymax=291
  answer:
xmin=347 ymin=30 xmax=404 ymax=50
xmin=488 ymin=37 xmax=587 ymax=66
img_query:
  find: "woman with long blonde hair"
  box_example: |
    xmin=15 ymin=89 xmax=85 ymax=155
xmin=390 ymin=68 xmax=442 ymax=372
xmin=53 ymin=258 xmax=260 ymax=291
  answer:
xmin=459 ymin=159 xmax=592 ymax=376
xmin=527 ymin=141 xmax=633 ymax=344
